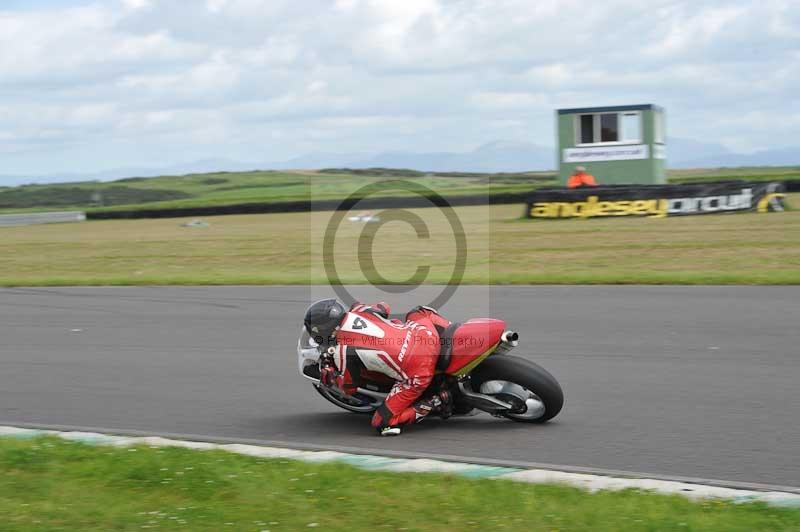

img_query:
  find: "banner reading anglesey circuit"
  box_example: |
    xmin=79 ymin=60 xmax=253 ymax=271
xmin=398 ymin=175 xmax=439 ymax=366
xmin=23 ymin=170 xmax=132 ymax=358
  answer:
xmin=526 ymin=181 xmax=787 ymax=220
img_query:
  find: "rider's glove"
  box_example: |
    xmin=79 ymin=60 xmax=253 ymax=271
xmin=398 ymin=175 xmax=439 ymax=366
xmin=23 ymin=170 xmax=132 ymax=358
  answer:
xmin=319 ymin=355 xmax=339 ymax=387
xmin=319 ymin=365 xmax=337 ymax=387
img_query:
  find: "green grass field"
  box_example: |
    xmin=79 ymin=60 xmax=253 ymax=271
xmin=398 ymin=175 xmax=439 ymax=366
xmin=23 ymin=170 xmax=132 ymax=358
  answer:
xmin=0 ymin=169 xmax=553 ymax=214
xmin=2 ymin=437 xmax=798 ymax=532
xmin=668 ymin=166 xmax=800 ymax=183
xmin=1 ymin=166 xmax=796 ymax=214
xmin=1 ymin=195 xmax=798 ymax=286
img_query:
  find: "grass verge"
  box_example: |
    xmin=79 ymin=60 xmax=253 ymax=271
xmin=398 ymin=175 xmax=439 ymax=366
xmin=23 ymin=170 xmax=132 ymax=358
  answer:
xmin=1 ymin=436 xmax=799 ymax=531
xmin=1 ymin=195 xmax=798 ymax=286
xmin=0 ymin=170 xmax=548 ymax=214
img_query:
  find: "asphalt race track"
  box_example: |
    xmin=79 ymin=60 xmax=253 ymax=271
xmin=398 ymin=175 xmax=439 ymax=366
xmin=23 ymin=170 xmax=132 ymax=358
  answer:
xmin=1 ymin=286 xmax=798 ymax=488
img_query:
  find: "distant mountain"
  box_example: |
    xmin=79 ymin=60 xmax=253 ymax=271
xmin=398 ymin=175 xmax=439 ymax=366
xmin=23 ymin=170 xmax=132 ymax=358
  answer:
xmin=2 ymin=138 xmax=798 ymax=186
xmin=279 ymin=139 xmax=797 ymax=172
xmin=273 ymin=138 xmax=799 ymax=172
xmin=347 ymin=141 xmax=556 ymax=172
xmin=0 ymin=158 xmax=261 ymax=187
xmin=277 ymin=151 xmax=371 ymax=170
xmin=665 ymin=138 xmax=800 ymax=168
xmin=265 ymin=141 xmax=556 ymax=172
xmin=666 ymin=137 xmax=733 ymax=167
xmin=674 ymin=146 xmax=800 ymax=168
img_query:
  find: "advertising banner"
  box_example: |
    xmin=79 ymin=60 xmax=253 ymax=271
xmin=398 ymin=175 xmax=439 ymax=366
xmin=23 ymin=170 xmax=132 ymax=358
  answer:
xmin=526 ymin=181 xmax=786 ymax=220
xmin=563 ymin=144 xmax=649 ymax=163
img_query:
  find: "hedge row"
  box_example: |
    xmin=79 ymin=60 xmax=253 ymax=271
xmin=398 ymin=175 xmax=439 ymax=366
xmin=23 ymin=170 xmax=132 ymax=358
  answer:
xmin=86 ymin=192 xmax=527 ymax=219
xmin=0 ymin=185 xmax=191 ymax=209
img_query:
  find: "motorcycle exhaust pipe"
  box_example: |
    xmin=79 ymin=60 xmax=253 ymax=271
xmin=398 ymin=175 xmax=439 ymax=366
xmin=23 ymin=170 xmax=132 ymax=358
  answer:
xmin=494 ymin=330 xmax=519 ymax=356
xmin=501 ymin=330 xmax=519 ymax=346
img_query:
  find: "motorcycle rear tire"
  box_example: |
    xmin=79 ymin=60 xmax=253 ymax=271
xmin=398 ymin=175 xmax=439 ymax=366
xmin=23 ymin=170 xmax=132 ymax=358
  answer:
xmin=469 ymin=355 xmax=563 ymax=423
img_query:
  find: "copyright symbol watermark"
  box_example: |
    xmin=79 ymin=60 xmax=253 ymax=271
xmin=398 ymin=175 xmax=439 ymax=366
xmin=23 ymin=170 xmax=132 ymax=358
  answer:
xmin=322 ymin=180 xmax=467 ymax=309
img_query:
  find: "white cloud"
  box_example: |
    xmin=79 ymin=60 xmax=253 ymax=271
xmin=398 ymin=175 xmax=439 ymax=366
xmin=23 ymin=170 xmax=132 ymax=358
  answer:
xmin=0 ymin=0 xmax=797 ymax=175
xmin=123 ymin=0 xmax=153 ymax=10
xmin=206 ymin=0 xmax=227 ymax=13
xmin=643 ymin=5 xmax=747 ymax=58
xmin=471 ymin=91 xmax=551 ymax=110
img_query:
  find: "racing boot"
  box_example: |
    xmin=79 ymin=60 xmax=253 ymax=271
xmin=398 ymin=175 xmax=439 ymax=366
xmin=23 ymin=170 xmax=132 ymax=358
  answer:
xmin=414 ymin=390 xmax=453 ymax=420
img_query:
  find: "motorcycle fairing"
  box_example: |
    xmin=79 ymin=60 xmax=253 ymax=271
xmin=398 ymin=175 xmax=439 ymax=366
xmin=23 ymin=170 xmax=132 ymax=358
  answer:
xmin=443 ymin=318 xmax=506 ymax=375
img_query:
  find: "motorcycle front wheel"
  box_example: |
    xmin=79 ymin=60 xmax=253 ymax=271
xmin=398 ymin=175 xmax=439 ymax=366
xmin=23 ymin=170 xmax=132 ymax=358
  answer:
xmin=469 ymin=355 xmax=564 ymax=423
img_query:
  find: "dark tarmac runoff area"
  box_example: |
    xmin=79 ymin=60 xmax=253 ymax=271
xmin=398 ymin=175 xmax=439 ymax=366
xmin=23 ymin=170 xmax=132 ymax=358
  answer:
xmin=1 ymin=286 xmax=798 ymax=487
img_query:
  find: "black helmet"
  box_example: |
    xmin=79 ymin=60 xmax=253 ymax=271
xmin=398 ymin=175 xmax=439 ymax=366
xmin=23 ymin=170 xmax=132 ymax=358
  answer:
xmin=304 ymin=298 xmax=346 ymax=344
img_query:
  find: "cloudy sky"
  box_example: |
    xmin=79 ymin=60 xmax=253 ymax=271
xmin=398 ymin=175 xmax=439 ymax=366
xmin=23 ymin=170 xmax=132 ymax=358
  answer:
xmin=1 ymin=0 xmax=797 ymax=176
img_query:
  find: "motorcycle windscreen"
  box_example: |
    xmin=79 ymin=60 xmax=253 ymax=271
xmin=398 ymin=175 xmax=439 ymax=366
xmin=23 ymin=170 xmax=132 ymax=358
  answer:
xmin=297 ymin=327 xmax=321 ymax=378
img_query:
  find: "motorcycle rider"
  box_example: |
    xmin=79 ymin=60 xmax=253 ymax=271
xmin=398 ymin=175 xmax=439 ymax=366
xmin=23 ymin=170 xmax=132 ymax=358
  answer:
xmin=303 ymin=298 xmax=453 ymax=436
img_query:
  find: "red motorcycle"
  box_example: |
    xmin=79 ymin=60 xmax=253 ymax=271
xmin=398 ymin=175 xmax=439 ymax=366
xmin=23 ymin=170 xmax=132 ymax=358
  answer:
xmin=298 ymin=316 xmax=564 ymax=423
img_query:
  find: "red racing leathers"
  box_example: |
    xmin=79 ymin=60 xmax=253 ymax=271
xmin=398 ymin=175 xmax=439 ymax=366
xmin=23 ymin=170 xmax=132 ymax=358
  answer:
xmin=330 ymin=302 xmax=450 ymax=429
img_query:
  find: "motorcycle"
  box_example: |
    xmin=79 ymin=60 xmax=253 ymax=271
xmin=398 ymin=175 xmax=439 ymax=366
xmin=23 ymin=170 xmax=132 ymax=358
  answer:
xmin=297 ymin=315 xmax=564 ymax=423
